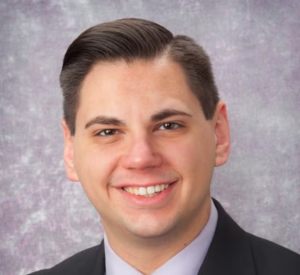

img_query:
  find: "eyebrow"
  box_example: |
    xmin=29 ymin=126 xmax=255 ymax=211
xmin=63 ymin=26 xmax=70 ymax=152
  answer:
xmin=151 ymin=108 xmax=192 ymax=121
xmin=85 ymin=108 xmax=192 ymax=129
xmin=85 ymin=116 xmax=126 ymax=129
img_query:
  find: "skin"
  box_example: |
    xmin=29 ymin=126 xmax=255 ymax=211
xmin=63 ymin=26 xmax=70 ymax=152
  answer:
xmin=62 ymin=57 xmax=230 ymax=274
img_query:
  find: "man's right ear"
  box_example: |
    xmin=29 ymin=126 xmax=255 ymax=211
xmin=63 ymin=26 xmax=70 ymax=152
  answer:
xmin=61 ymin=119 xmax=79 ymax=182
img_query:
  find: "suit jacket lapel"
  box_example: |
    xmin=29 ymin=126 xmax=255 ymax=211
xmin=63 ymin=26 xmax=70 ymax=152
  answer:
xmin=198 ymin=199 xmax=256 ymax=275
xmin=90 ymin=241 xmax=106 ymax=275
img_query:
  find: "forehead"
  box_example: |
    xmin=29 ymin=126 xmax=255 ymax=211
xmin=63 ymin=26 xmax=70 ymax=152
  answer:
xmin=77 ymin=58 xmax=203 ymax=123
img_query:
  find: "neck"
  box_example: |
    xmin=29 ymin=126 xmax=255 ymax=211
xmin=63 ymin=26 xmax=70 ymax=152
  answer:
xmin=103 ymin=198 xmax=211 ymax=275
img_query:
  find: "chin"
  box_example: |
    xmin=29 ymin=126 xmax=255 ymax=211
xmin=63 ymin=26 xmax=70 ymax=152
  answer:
xmin=123 ymin=214 xmax=177 ymax=239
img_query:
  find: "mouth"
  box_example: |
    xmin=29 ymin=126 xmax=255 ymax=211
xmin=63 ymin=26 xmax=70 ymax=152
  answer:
xmin=122 ymin=183 xmax=173 ymax=198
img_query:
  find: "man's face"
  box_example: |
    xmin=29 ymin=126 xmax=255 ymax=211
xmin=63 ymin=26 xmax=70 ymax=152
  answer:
xmin=62 ymin=58 xmax=229 ymax=240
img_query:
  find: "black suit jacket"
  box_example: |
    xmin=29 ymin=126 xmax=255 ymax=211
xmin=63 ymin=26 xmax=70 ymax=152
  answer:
xmin=28 ymin=199 xmax=300 ymax=275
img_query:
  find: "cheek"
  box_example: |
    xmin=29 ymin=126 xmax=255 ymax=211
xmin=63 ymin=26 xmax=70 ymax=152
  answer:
xmin=73 ymin=143 xmax=120 ymax=195
xmin=165 ymin=135 xmax=215 ymax=173
xmin=73 ymin=144 xmax=124 ymax=218
xmin=165 ymin=134 xmax=215 ymax=197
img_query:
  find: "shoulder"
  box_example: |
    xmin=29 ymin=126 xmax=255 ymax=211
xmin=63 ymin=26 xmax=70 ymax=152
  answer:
xmin=27 ymin=244 xmax=103 ymax=275
xmin=248 ymin=232 xmax=300 ymax=274
xmin=212 ymin=198 xmax=300 ymax=274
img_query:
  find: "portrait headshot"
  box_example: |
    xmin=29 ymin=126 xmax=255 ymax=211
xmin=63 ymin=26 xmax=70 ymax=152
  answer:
xmin=0 ymin=1 xmax=300 ymax=275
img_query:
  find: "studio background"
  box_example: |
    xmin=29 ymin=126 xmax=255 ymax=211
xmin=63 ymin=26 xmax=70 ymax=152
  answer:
xmin=0 ymin=1 xmax=299 ymax=274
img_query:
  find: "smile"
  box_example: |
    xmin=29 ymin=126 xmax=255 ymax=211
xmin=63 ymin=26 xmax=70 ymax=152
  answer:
xmin=123 ymin=184 xmax=171 ymax=197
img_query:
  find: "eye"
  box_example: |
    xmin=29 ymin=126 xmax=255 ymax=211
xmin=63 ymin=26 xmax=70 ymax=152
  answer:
xmin=158 ymin=122 xmax=181 ymax=130
xmin=97 ymin=129 xmax=119 ymax=136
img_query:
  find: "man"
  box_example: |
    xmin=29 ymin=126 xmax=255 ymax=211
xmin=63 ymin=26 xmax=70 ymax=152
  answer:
xmin=29 ymin=18 xmax=300 ymax=275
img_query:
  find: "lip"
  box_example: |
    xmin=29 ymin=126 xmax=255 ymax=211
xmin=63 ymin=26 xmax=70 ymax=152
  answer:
xmin=117 ymin=181 xmax=177 ymax=207
xmin=118 ymin=180 xmax=176 ymax=188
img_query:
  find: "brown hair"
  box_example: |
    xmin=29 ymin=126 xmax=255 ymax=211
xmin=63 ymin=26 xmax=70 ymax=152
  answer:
xmin=60 ymin=18 xmax=219 ymax=135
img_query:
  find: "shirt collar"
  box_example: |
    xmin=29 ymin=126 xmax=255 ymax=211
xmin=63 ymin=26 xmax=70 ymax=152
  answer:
xmin=104 ymin=199 xmax=218 ymax=275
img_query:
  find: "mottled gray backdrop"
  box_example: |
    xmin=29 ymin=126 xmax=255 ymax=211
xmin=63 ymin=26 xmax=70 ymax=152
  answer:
xmin=0 ymin=0 xmax=299 ymax=274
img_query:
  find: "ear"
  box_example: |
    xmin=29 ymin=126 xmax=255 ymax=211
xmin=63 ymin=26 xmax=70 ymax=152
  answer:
xmin=213 ymin=101 xmax=230 ymax=167
xmin=61 ymin=119 xmax=79 ymax=182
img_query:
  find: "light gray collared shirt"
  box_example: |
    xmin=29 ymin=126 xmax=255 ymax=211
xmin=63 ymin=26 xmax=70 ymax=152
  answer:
xmin=104 ymin=199 xmax=218 ymax=275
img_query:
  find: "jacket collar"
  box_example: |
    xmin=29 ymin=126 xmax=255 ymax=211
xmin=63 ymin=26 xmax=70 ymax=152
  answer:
xmin=198 ymin=198 xmax=256 ymax=275
xmin=90 ymin=241 xmax=106 ymax=275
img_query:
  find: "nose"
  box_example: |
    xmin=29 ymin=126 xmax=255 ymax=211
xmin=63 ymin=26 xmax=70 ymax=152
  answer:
xmin=121 ymin=136 xmax=162 ymax=170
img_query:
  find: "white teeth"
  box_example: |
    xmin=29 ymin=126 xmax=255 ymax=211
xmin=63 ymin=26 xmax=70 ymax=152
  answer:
xmin=123 ymin=183 xmax=171 ymax=196
xmin=147 ymin=186 xmax=155 ymax=195
xmin=139 ymin=187 xmax=147 ymax=195
xmin=144 ymin=193 xmax=156 ymax=197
